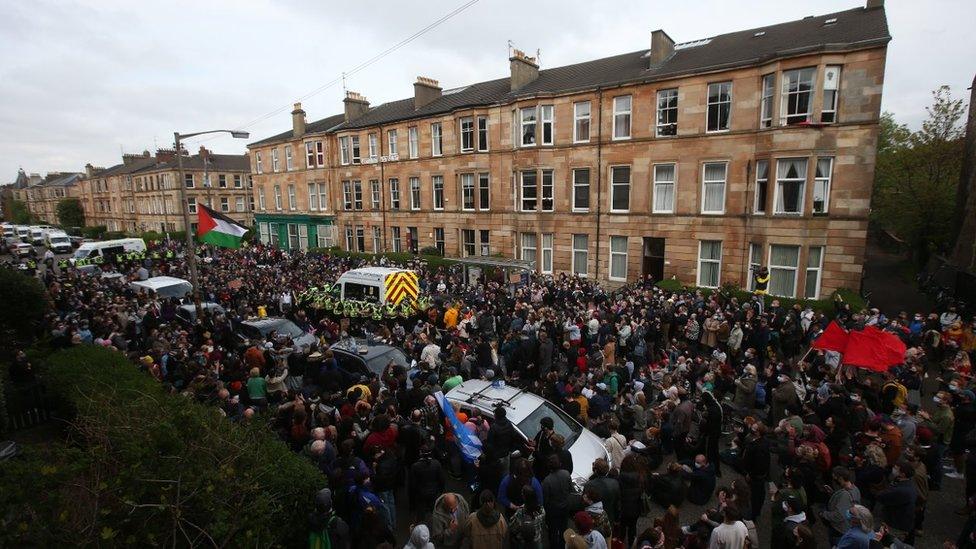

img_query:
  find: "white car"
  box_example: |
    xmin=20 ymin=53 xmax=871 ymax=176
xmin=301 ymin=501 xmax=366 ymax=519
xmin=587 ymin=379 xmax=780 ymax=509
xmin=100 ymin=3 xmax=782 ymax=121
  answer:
xmin=445 ymin=379 xmax=610 ymax=489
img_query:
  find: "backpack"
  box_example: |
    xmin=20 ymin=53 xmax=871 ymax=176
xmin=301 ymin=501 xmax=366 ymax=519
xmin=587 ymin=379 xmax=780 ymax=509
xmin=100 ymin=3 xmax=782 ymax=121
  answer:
xmin=755 ymin=382 xmax=767 ymax=407
xmin=308 ymin=515 xmax=336 ymax=549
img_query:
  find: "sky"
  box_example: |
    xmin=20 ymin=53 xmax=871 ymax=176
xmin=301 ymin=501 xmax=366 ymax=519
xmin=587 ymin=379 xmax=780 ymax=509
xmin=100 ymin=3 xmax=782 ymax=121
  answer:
xmin=1 ymin=0 xmax=973 ymax=179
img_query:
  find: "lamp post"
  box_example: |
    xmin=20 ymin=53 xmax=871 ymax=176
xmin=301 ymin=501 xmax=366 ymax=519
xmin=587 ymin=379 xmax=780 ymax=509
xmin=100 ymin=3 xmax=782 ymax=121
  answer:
xmin=174 ymin=129 xmax=249 ymax=317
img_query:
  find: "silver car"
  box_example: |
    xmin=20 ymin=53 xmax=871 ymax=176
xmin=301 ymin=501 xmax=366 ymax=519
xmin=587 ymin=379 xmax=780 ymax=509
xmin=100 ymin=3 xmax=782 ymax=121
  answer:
xmin=236 ymin=317 xmax=317 ymax=354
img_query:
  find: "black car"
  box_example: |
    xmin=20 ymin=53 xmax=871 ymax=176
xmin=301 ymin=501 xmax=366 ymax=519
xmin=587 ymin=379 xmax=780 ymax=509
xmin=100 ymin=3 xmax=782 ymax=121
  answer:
xmin=234 ymin=317 xmax=317 ymax=353
xmin=329 ymin=338 xmax=410 ymax=384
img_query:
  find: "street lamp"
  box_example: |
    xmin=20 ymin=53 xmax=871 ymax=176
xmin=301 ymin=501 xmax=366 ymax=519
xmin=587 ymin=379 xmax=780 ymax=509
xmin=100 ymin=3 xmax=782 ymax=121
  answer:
xmin=174 ymin=129 xmax=249 ymax=317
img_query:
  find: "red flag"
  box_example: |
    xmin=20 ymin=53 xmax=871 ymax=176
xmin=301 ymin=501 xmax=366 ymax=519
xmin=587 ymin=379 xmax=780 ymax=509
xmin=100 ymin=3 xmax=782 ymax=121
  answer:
xmin=842 ymin=326 xmax=905 ymax=372
xmin=812 ymin=321 xmax=849 ymax=353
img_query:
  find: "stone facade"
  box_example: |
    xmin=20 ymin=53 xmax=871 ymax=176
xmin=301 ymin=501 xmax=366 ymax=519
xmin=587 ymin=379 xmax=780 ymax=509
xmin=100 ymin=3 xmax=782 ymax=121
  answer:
xmin=248 ymin=7 xmax=888 ymax=299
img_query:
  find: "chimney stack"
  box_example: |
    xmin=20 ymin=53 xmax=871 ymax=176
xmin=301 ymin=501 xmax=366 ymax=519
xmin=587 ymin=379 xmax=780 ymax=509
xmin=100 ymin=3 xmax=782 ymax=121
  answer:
xmin=198 ymin=146 xmax=211 ymax=159
xmin=865 ymin=0 xmax=884 ymax=8
xmin=649 ymin=30 xmax=674 ymax=66
xmin=155 ymin=148 xmax=177 ymax=163
xmin=292 ymin=102 xmax=306 ymax=137
xmin=414 ymin=76 xmax=442 ymax=110
xmin=509 ymin=49 xmax=539 ymax=91
xmin=122 ymin=151 xmax=150 ymax=165
xmin=343 ymin=91 xmax=370 ymax=122
xmin=85 ymin=163 xmax=96 ymax=177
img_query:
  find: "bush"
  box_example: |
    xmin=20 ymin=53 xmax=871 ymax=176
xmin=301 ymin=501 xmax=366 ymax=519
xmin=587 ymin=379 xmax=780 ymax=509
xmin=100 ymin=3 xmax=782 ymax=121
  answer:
xmin=80 ymin=225 xmax=107 ymax=239
xmin=309 ymin=248 xmax=457 ymax=269
xmin=419 ymin=246 xmax=442 ymax=257
xmin=654 ymin=278 xmax=856 ymax=316
xmin=0 ymin=346 xmax=325 ymax=547
xmin=0 ymin=269 xmax=49 ymax=348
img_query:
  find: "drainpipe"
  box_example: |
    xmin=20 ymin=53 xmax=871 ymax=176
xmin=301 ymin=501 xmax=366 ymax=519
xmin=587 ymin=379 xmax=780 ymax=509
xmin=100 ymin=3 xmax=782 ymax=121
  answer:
xmin=379 ymin=125 xmax=387 ymax=252
xmin=595 ymin=89 xmax=604 ymax=280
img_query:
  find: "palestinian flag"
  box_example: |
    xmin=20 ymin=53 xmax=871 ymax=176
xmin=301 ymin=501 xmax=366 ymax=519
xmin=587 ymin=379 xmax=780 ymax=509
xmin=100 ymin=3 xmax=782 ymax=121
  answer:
xmin=196 ymin=203 xmax=248 ymax=248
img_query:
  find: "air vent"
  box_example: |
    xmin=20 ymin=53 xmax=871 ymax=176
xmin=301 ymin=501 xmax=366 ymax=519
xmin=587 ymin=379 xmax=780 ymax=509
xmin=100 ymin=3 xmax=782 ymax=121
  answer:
xmin=754 ymin=31 xmax=766 ymax=37
xmin=824 ymin=17 xmax=838 ymax=25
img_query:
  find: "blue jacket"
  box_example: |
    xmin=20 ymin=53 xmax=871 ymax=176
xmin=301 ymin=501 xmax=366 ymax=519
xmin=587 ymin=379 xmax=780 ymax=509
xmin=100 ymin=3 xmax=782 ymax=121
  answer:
xmin=836 ymin=526 xmax=873 ymax=549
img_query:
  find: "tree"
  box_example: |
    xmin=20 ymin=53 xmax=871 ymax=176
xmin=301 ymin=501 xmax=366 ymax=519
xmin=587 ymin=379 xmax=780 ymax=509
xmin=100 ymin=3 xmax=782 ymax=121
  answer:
xmin=8 ymin=200 xmax=32 ymax=224
xmin=55 ymin=198 xmax=84 ymax=228
xmin=872 ymin=86 xmax=967 ymax=265
xmin=0 ymin=269 xmax=48 ymax=349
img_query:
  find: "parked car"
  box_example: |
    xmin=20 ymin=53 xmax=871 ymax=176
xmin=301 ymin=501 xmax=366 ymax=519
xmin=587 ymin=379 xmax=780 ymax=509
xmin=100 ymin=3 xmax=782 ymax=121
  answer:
xmin=10 ymin=243 xmax=36 ymax=258
xmin=129 ymin=276 xmax=193 ymax=299
xmin=175 ymin=302 xmax=227 ymax=326
xmin=234 ymin=317 xmax=317 ymax=354
xmin=329 ymin=338 xmax=411 ymax=384
xmin=445 ymin=379 xmax=612 ymax=489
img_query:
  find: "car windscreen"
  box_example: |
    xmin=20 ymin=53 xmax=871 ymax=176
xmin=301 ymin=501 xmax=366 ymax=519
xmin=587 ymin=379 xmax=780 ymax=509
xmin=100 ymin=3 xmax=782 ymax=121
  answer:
xmin=366 ymin=348 xmax=409 ymax=375
xmin=262 ymin=319 xmax=304 ymax=338
xmin=343 ymin=282 xmax=380 ymax=303
xmin=516 ymin=401 xmax=583 ymax=447
xmin=74 ymin=249 xmax=91 ymax=258
xmin=50 ymin=237 xmax=69 ymax=244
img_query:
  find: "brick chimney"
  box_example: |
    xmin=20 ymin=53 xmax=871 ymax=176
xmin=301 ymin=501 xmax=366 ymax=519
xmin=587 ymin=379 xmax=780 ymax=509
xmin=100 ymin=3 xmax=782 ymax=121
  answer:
xmin=865 ymin=0 xmax=884 ymax=8
xmin=649 ymin=30 xmax=674 ymax=66
xmin=198 ymin=146 xmax=212 ymax=160
xmin=292 ymin=102 xmax=306 ymax=137
xmin=122 ymin=151 xmax=151 ymax=165
xmin=509 ymin=49 xmax=539 ymax=91
xmin=155 ymin=148 xmax=177 ymax=163
xmin=85 ymin=163 xmax=96 ymax=177
xmin=343 ymin=91 xmax=370 ymax=122
xmin=414 ymin=76 xmax=442 ymax=110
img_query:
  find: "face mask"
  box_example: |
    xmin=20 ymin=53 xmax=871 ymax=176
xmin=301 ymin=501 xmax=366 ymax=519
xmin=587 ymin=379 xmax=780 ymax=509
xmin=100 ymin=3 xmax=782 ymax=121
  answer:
xmin=950 ymin=384 xmax=960 ymax=392
xmin=695 ymin=462 xmax=704 ymax=469
xmin=933 ymin=396 xmax=942 ymax=405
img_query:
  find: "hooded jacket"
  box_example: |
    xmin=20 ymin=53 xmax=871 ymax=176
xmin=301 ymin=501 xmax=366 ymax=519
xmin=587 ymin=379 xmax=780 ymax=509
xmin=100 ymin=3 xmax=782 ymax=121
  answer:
xmin=430 ymin=493 xmax=470 ymax=549
xmin=464 ymin=505 xmax=508 ymax=549
xmin=404 ymin=524 xmax=434 ymax=549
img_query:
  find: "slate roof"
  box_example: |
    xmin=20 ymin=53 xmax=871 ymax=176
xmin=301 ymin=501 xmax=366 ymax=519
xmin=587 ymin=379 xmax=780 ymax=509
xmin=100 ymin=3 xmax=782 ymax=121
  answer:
xmin=251 ymin=5 xmax=888 ymax=143
xmin=130 ymin=153 xmax=249 ymax=174
xmin=32 ymin=172 xmax=83 ymax=188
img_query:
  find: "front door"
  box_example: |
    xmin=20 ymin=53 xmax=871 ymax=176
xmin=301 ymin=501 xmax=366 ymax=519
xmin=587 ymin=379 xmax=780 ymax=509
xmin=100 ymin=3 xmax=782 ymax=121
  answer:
xmin=642 ymin=237 xmax=665 ymax=282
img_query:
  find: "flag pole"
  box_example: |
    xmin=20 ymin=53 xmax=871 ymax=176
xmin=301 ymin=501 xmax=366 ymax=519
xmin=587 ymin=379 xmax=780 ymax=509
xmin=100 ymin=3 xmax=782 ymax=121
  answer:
xmin=175 ymin=132 xmax=203 ymax=319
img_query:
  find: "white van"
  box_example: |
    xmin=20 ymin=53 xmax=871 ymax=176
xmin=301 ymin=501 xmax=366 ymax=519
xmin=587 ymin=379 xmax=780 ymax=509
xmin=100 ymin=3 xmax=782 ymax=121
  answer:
xmin=44 ymin=231 xmax=73 ymax=253
xmin=1 ymin=224 xmax=13 ymax=238
xmin=15 ymin=226 xmax=30 ymax=242
xmin=129 ymin=276 xmax=192 ymax=299
xmin=72 ymin=238 xmax=146 ymax=263
xmin=334 ymin=267 xmax=417 ymax=305
xmin=29 ymin=226 xmax=53 ymax=245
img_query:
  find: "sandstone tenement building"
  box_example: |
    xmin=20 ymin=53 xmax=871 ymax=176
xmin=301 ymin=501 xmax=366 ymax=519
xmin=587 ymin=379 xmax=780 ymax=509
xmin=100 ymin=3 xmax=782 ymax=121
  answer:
xmin=248 ymin=1 xmax=889 ymax=298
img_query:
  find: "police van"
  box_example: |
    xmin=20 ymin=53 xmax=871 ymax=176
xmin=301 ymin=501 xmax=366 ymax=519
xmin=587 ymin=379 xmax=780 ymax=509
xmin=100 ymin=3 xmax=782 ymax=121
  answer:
xmin=44 ymin=230 xmax=73 ymax=253
xmin=72 ymin=238 xmax=146 ymax=264
xmin=334 ymin=267 xmax=417 ymax=305
xmin=29 ymin=226 xmax=54 ymax=245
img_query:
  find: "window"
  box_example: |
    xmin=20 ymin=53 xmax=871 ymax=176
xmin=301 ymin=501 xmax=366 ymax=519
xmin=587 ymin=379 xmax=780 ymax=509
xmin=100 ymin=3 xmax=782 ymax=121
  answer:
xmin=780 ymin=68 xmax=815 ymax=125
xmin=747 ymin=243 xmax=763 ymax=291
xmin=612 ymin=95 xmax=632 ymax=139
xmin=520 ymin=233 xmax=537 ymax=266
xmin=370 ymin=180 xmax=380 ymax=210
xmin=339 ymin=137 xmax=350 ymax=165
xmin=389 ymin=178 xmax=400 ymax=210
xmin=479 ymin=230 xmax=490 ymax=256
xmin=298 ymin=225 xmax=309 ymax=250
xmin=434 ymin=227 xmax=445 ymax=255
xmin=653 ymin=163 xmax=676 ymax=213
xmin=408 ymin=127 xmax=418 ymax=158
xmin=769 ymin=244 xmax=800 ymax=297
xmin=317 ymin=224 xmax=335 ymax=248
xmin=186 ymin=199 xmax=197 ymax=214
xmin=572 ymin=234 xmax=588 ymax=276
xmin=541 ymin=169 xmax=554 ymax=212
xmin=656 ymin=89 xmax=678 ymax=136
xmin=287 ymin=223 xmax=299 ymax=249
xmin=258 ymin=187 xmax=266 ymax=210
xmin=432 ymin=176 xmax=444 ymax=210
xmin=350 ymin=136 xmax=361 ymax=164
xmin=391 ymin=227 xmax=402 ymax=253
xmin=308 ymin=183 xmax=319 ymax=211
xmin=574 ymin=101 xmax=591 ymax=142
xmin=368 ymin=133 xmax=378 ymax=160
xmin=274 ymin=185 xmax=282 ymax=210
xmin=572 ymin=168 xmax=590 ymax=211
xmin=697 ymin=240 xmax=722 ymax=288
xmin=822 ymin=66 xmax=841 ymax=123
xmin=431 ymin=123 xmax=442 ymax=156
xmin=344 ymin=226 xmax=354 ymax=251
xmin=259 ymin=222 xmax=270 ymax=244
xmin=317 ymin=183 xmax=327 ymax=211
xmin=701 ymin=162 xmax=727 ymax=214
xmin=373 ymin=227 xmax=382 ymax=252
xmin=460 ymin=174 xmax=476 ymax=210
xmin=610 ymin=165 xmax=631 ymax=212
xmin=234 ymin=174 xmax=242 ymax=188
xmin=462 ymin=229 xmax=476 ymax=256
xmin=184 ymin=173 xmax=194 ymax=188
xmin=511 ymin=109 xmax=518 ymax=148
xmin=520 ymin=107 xmax=537 ymax=146
xmin=255 ymin=152 xmax=263 ymax=174
xmin=535 ymin=233 xmax=552 ymax=274
xmin=409 ymin=177 xmax=421 ymax=210
xmin=609 ymin=236 xmax=628 ymax=281
xmin=285 ymin=146 xmax=294 ymax=170
xmin=478 ymin=173 xmax=490 ymax=210
xmin=540 ymin=105 xmax=554 ymax=145
xmin=218 ymin=174 xmax=227 ymax=188
xmin=353 ymin=181 xmax=363 ymax=210
xmin=407 ymin=227 xmax=418 ymax=253
xmin=813 ymin=157 xmax=832 ymax=214
xmin=460 ymin=117 xmax=474 ymax=152
xmin=387 ymin=129 xmax=398 ymax=157
xmin=520 ymin=171 xmax=537 ymax=211
xmin=306 ymin=142 xmax=316 ymax=168
xmin=760 ymin=74 xmax=775 ymax=128
xmin=287 ymin=184 xmax=296 ymax=210
xmin=775 ymin=158 xmax=807 ymax=214
xmin=356 ymin=226 xmax=365 ymax=252
xmin=271 ymin=148 xmax=280 ymax=172
xmin=754 ymin=160 xmax=769 ymax=214
xmin=342 ymin=181 xmax=352 ymax=210
xmin=477 ymin=116 xmax=489 ymax=151
xmin=707 ymin=82 xmax=732 ymax=132
xmin=805 ymin=246 xmax=824 ymax=299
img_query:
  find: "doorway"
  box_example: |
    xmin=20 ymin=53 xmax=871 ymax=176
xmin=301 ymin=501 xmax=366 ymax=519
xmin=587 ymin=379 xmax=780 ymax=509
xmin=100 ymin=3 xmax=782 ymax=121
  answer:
xmin=642 ymin=237 xmax=665 ymax=282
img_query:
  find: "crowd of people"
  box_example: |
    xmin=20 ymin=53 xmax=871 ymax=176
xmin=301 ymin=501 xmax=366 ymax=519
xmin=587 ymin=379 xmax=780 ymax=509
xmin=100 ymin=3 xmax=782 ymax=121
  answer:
xmin=8 ymin=239 xmax=976 ymax=549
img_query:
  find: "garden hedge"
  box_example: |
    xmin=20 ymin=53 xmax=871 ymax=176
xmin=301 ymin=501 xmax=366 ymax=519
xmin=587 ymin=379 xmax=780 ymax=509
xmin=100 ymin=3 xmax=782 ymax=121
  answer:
xmin=653 ymin=278 xmax=866 ymax=315
xmin=0 ymin=345 xmax=325 ymax=547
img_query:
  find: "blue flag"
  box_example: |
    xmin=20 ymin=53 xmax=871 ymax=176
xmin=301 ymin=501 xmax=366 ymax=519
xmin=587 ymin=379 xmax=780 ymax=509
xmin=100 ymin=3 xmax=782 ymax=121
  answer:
xmin=434 ymin=391 xmax=482 ymax=463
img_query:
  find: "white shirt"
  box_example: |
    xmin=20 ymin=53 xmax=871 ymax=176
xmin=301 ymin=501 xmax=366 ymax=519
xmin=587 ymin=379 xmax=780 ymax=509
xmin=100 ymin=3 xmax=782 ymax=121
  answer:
xmin=708 ymin=521 xmax=749 ymax=549
xmin=583 ymin=530 xmax=608 ymax=549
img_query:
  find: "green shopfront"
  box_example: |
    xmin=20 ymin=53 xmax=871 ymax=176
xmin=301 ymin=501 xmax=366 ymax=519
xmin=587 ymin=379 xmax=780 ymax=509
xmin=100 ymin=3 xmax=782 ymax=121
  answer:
xmin=253 ymin=213 xmax=336 ymax=251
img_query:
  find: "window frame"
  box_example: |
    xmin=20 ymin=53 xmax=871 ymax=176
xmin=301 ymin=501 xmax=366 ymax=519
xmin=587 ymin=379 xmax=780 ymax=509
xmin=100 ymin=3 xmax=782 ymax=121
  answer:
xmin=760 ymin=73 xmax=775 ymax=128
xmin=541 ymin=169 xmax=554 ymax=212
xmin=271 ymin=148 xmax=279 ymax=172
xmin=773 ymin=157 xmax=808 ymax=215
xmin=273 ymin=185 xmax=282 ymax=211
xmin=373 ymin=226 xmax=383 ymax=253
xmin=700 ymin=161 xmax=728 ymax=215
xmin=342 ymin=181 xmax=352 ymax=211
xmin=813 ymin=157 xmax=833 ymax=215
xmin=370 ymin=180 xmax=380 ymax=210
xmin=821 ymin=65 xmax=841 ymax=124
xmin=612 ymin=95 xmax=632 ymax=140
xmin=434 ymin=227 xmax=445 ymax=256
xmin=754 ymin=159 xmax=769 ymax=214
xmin=308 ymin=183 xmax=320 ymax=211
xmin=520 ymin=106 xmax=537 ymax=147
xmin=352 ymin=181 xmax=363 ymax=211
xmin=389 ymin=178 xmax=400 ymax=210
xmin=431 ymin=122 xmax=443 ymax=156
xmin=432 ymin=175 xmax=445 ymax=210
xmin=780 ymin=67 xmax=816 ymax=126
xmin=608 ymin=235 xmax=628 ymax=281
xmin=367 ymin=132 xmax=378 ymax=160
xmin=652 ymin=163 xmax=676 ymax=214
xmin=477 ymin=116 xmax=489 ymax=151
xmin=697 ymin=240 xmax=723 ymax=288
xmin=572 ymin=234 xmax=589 ymax=277
xmin=540 ymin=105 xmax=554 ymax=146
xmin=339 ymin=137 xmax=350 ymax=165
xmin=572 ymin=168 xmax=590 ymax=212
xmin=306 ymin=142 xmax=315 ymax=168
xmin=478 ymin=173 xmax=490 ymax=211
xmin=387 ymin=129 xmax=398 ymax=157
xmin=541 ymin=233 xmax=553 ymax=274
xmin=462 ymin=229 xmax=476 ymax=257
xmin=350 ymin=135 xmax=361 ymax=164
xmin=287 ymin=184 xmax=296 ymax=211
xmin=409 ymin=176 xmax=421 ymax=210
xmin=318 ymin=182 xmax=328 ymax=211
xmin=519 ymin=170 xmax=538 ymax=212
xmin=459 ymin=116 xmax=475 ymax=152
xmin=461 ymin=173 xmax=476 ymax=211
xmin=768 ymin=244 xmax=801 ymax=298
xmin=391 ymin=226 xmax=402 ymax=253
xmin=747 ymin=242 xmax=763 ymax=291
xmin=520 ymin=232 xmax=537 ymax=267
xmin=285 ymin=145 xmax=294 ymax=170
xmin=656 ymin=88 xmax=678 ymax=137
xmin=805 ymin=246 xmax=825 ymax=299
xmin=258 ymin=187 xmax=266 ymax=210
xmin=706 ymin=81 xmax=732 ymax=133
xmin=609 ymin=165 xmax=631 ymax=213
xmin=573 ymin=101 xmax=591 ymax=143
xmin=408 ymin=127 xmax=419 ymax=158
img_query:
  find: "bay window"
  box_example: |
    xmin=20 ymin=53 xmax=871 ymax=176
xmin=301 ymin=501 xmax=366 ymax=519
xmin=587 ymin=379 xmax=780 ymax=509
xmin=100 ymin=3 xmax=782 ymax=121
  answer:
xmin=769 ymin=244 xmax=800 ymax=297
xmin=697 ymin=240 xmax=722 ymax=288
xmin=610 ymin=165 xmax=631 ymax=212
xmin=574 ymin=101 xmax=590 ymax=142
xmin=612 ymin=95 xmax=631 ymax=139
xmin=540 ymin=105 xmax=554 ymax=145
xmin=572 ymin=234 xmax=588 ymax=276
xmin=520 ymin=171 xmax=537 ymax=211
xmin=760 ymin=74 xmax=775 ymax=128
xmin=821 ymin=66 xmax=841 ymax=123
xmin=754 ymin=160 xmax=769 ymax=214
xmin=706 ymin=82 xmax=732 ymax=132
xmin=701 ymin=162 xmax=727 ymax=214
xmin=461 ymin=174 xmax=475 ymax=210
xmin=572 ymin=168 xmax=590 ymax=211
xmin=520 ymin=107 xmax=537 ymax=146
xmin=813 ymin=157 xmax=832 ymax=214
xmin=609 ymin=236 xmax=628 ymax=281
xmin=652 ymin=163 xmax=675 ymax=213
xmin=775 ymin=158 xmax=807 ymax=214
xmin=656 ymin=89 xmax=678 ymax=136
xmin=780 ymin=68 xmax=815 ymax=125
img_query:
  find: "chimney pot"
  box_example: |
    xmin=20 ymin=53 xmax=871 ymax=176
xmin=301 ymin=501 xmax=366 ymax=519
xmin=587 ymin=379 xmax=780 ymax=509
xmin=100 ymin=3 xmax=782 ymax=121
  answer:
xmin=292 ymin=102 xmax=307 ymax=137
xmin=649 ymin=29 xmax=675 ymax=66
xmin=414 ymin=76 xmax=443 ymax=110
xmin=865 ymin=0 xmax=884 ymax=8
xmin=509 ymin=49 xmax=539 ymax=91
xmin=343 ymin=91 xmax=370 ymax=122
